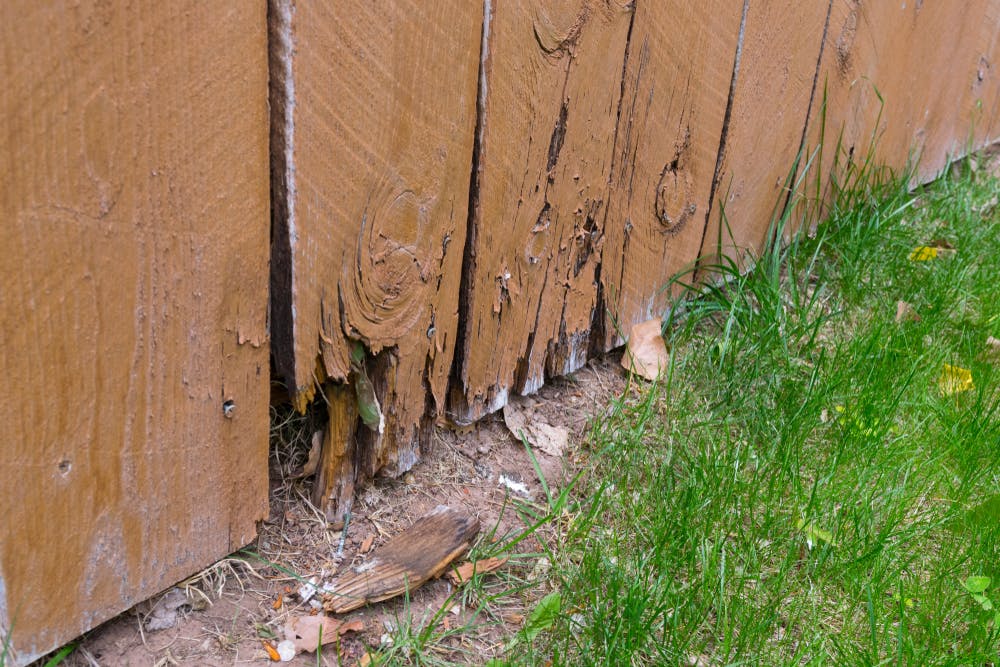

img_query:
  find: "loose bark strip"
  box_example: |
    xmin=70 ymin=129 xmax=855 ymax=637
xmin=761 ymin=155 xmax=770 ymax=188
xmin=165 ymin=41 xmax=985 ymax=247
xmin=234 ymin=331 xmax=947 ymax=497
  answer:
xmin=323 ymin=507 xmax=480 ymax=614
xmin=451 ymin=0 xmax=634 ymax=423
xmin=0 ymin=3 xmax=270 ymax=662
xmin=697 ymin=1 xmax=832 ymax=273
xmin=597 ymin=1 xmax=743 ymax=349
xmin=269 ymin=1 xmax=482 ymax=475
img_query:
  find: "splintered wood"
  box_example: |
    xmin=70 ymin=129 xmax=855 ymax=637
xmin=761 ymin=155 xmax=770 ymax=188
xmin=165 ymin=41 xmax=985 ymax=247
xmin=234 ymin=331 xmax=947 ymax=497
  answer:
xmin=5 ymin=0 xmax=1000 ymax=657
xmin=268 ymin=0 xmax=1000 ymax=523
xmin=268 ymin=0 xmax=481 ymax=478
xmin=0 ymin=2 xmax=270 ymax=663
xmin=322 ymin=507 xmax=480 ymax=614
xmin=450 ymin=1 xmax=633 ymax=421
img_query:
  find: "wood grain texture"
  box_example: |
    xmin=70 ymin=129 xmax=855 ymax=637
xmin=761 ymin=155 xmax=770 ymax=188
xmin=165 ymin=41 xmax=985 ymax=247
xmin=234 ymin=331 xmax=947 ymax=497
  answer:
xmin=323 ymin=507 xmax=479 ymax=614
xmin=269 ymin=0 xmax=481 ymax=474
xmin=451 ymin=0 xmax=634 ymax=422
xmin=697 ymin=0 xmax=832 ymax=270
xmin=809 ymin=1 xmax=1000 ymax=199
xmin=597 ymin=1 xmax=742 ymax=349
xmin=0 ymin=3 xmax=270 ymax=663
xmin=311 ymin=385 xmax=358 ymax=523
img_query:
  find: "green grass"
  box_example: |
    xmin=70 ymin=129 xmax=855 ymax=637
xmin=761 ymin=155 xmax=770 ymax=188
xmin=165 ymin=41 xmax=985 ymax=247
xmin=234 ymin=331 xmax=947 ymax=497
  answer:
xmin=490 ymin=151 xmax=1000 ymax=665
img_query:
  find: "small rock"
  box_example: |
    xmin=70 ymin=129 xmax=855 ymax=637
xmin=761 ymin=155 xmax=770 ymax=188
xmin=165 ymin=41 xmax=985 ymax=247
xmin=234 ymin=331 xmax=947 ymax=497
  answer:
xmin=276 ymin=640 xmax=296 ymax=662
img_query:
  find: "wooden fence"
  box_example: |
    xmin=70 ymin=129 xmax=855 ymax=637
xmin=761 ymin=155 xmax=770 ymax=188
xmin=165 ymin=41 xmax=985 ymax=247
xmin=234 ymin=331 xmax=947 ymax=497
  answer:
xmin=3 ymin=1 xmax=999 ymax=662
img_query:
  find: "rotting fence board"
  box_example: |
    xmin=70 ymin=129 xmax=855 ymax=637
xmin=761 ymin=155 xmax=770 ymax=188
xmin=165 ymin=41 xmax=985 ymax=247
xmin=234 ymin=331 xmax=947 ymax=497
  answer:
xmin=0 ymin=3 xmax=270 ymax=663
xmin=809 ymin=1 xmax=1000 ymax=202
xmin=450 ymin=0 xmax=634 ymax=423
xmin=696 ymin=0 xmax=832 ymax=271
xmin=597 ymin=0 xmax=743 ymax=350
xmin=270 ymin=0 xmax=481 ymax=476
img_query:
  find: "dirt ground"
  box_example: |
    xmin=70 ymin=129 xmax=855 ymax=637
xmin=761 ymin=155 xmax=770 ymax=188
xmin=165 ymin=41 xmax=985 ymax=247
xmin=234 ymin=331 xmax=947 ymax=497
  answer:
xmin=54 ymin=354 xmax=627 ymax=666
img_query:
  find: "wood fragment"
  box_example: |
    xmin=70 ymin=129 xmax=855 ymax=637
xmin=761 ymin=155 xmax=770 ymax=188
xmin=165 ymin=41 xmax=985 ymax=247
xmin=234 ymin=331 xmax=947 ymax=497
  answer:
xmin=447 ymin=557 xmax=509 ymax=585
xmin=322 ymin=507 xmax=479 ymax=614
xmin=262 ymin=641 xmax=281 ymax=662
xmin=312 ymin=384 xmax=359 ymax=523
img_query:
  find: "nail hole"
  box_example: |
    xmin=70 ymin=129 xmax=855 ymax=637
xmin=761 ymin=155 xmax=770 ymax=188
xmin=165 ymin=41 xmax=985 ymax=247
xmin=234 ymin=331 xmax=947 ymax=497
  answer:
xmin=58 ymin=459 xmax=72 ymax=476
xmin=223 ymin=400 xmax=236 ymax=418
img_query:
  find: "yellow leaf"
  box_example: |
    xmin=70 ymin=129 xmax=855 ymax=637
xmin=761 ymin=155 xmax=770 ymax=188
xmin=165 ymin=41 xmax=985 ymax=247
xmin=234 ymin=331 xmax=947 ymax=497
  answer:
xmin=909 ymin=246 xmax=938 ymax=261
xmin=939 ymin=364 xmax=974 ymax=396
xmin=796 ymin=518 xmax=835 ymax=548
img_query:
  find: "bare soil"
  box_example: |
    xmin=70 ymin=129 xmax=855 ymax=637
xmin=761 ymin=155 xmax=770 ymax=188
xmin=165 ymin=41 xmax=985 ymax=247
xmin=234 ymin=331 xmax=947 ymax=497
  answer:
xmin=54 ymin=355 xmax=626 ymax=666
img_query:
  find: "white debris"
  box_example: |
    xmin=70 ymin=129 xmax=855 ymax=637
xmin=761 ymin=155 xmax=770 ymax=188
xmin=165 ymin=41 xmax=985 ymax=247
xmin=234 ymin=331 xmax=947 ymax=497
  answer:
xmin=297 ymin=576 xmax=319 ymax=603
xmin=498 ymin=474 xmax=532 ymax=499
xmin=276 ymin=639 xmax=297 ymax=661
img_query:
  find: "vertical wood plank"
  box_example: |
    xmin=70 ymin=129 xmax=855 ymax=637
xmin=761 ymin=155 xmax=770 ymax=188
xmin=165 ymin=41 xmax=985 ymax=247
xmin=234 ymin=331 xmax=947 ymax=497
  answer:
xmin=0 ymin=3 xmax=270 ymax=662
xmin=697 ymin=0 xmax=832 ymax=269
xmin=598 ymin=0 xmax=743 ymax=349
xmin=270 ymin=0 xmax=482 ymax=472
xmin=451 ymin=0 xmax=634 ymax=422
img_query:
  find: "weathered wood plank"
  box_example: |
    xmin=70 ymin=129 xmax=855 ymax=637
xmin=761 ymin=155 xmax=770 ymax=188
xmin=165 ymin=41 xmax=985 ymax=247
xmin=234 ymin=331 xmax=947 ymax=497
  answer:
xmin=808 ymin=1 xmax=1000 ymax=203
xmin=697 ymin=0 xmax=832 ymax=270
xmin=450 ymin=0 xmax=634 ymax=422
xmin=597 ymin=1 xmax=743 ymax=349
xmin=0 ymin=3 xmax=270 ymax=663
xmin=269 ymin=1 xmax=482 ymax=475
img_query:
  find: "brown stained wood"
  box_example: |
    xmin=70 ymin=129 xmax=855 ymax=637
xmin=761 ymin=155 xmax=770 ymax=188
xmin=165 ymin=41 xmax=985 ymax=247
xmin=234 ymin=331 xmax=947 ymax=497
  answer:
xmin=450 ymin=0 xmax=634 ymax=423
xmin=269 ymin=0 xmax=481 ymax=479
xmin=697 ymin=1 xmax=831 ymax=271
xmin=598 ymin=1 xmax=743 ymax=349
xmin=311 ymin=384 xmax=359 ymax=523
xmin=0 ymin=3 xmax=270 ymax=663
xmin=808 ymin=1 xmax=1000 ymax=206
xmin=322 ymin=507 xmax=480 ymax=614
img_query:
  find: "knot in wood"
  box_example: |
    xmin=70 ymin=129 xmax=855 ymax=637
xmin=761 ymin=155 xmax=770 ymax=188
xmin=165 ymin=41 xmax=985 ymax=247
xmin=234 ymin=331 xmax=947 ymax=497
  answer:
xmin=654 ymin=163 xmax=695 ymax=235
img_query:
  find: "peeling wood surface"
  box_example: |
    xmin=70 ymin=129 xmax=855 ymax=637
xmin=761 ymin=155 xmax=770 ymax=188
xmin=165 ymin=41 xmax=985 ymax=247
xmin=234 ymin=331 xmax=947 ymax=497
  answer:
xmin=3 ymin=1 xmax=1000 ymax=658
xmin=0 ymin=3 xmax=270 ymax=664
xmin=451 ymin=0 xmax=634 ymax=422
xmin=323 ymin=507 xmax=479 ymax=614
xmin=269 ymin=0 xmax=482 ymax=473
xmin=598 ymin=1 xmax=742 ymax=349
xmin=278 ymin=0 xmax=1000 ymax=499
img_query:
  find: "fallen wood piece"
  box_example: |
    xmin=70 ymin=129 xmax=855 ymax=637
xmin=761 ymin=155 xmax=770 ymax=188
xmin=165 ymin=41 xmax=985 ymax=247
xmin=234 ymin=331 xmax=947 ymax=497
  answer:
xmin=446 ymin=556 xmax=509 ymax=585
xmin=322 ymin=506 xmax=479 ymax=613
